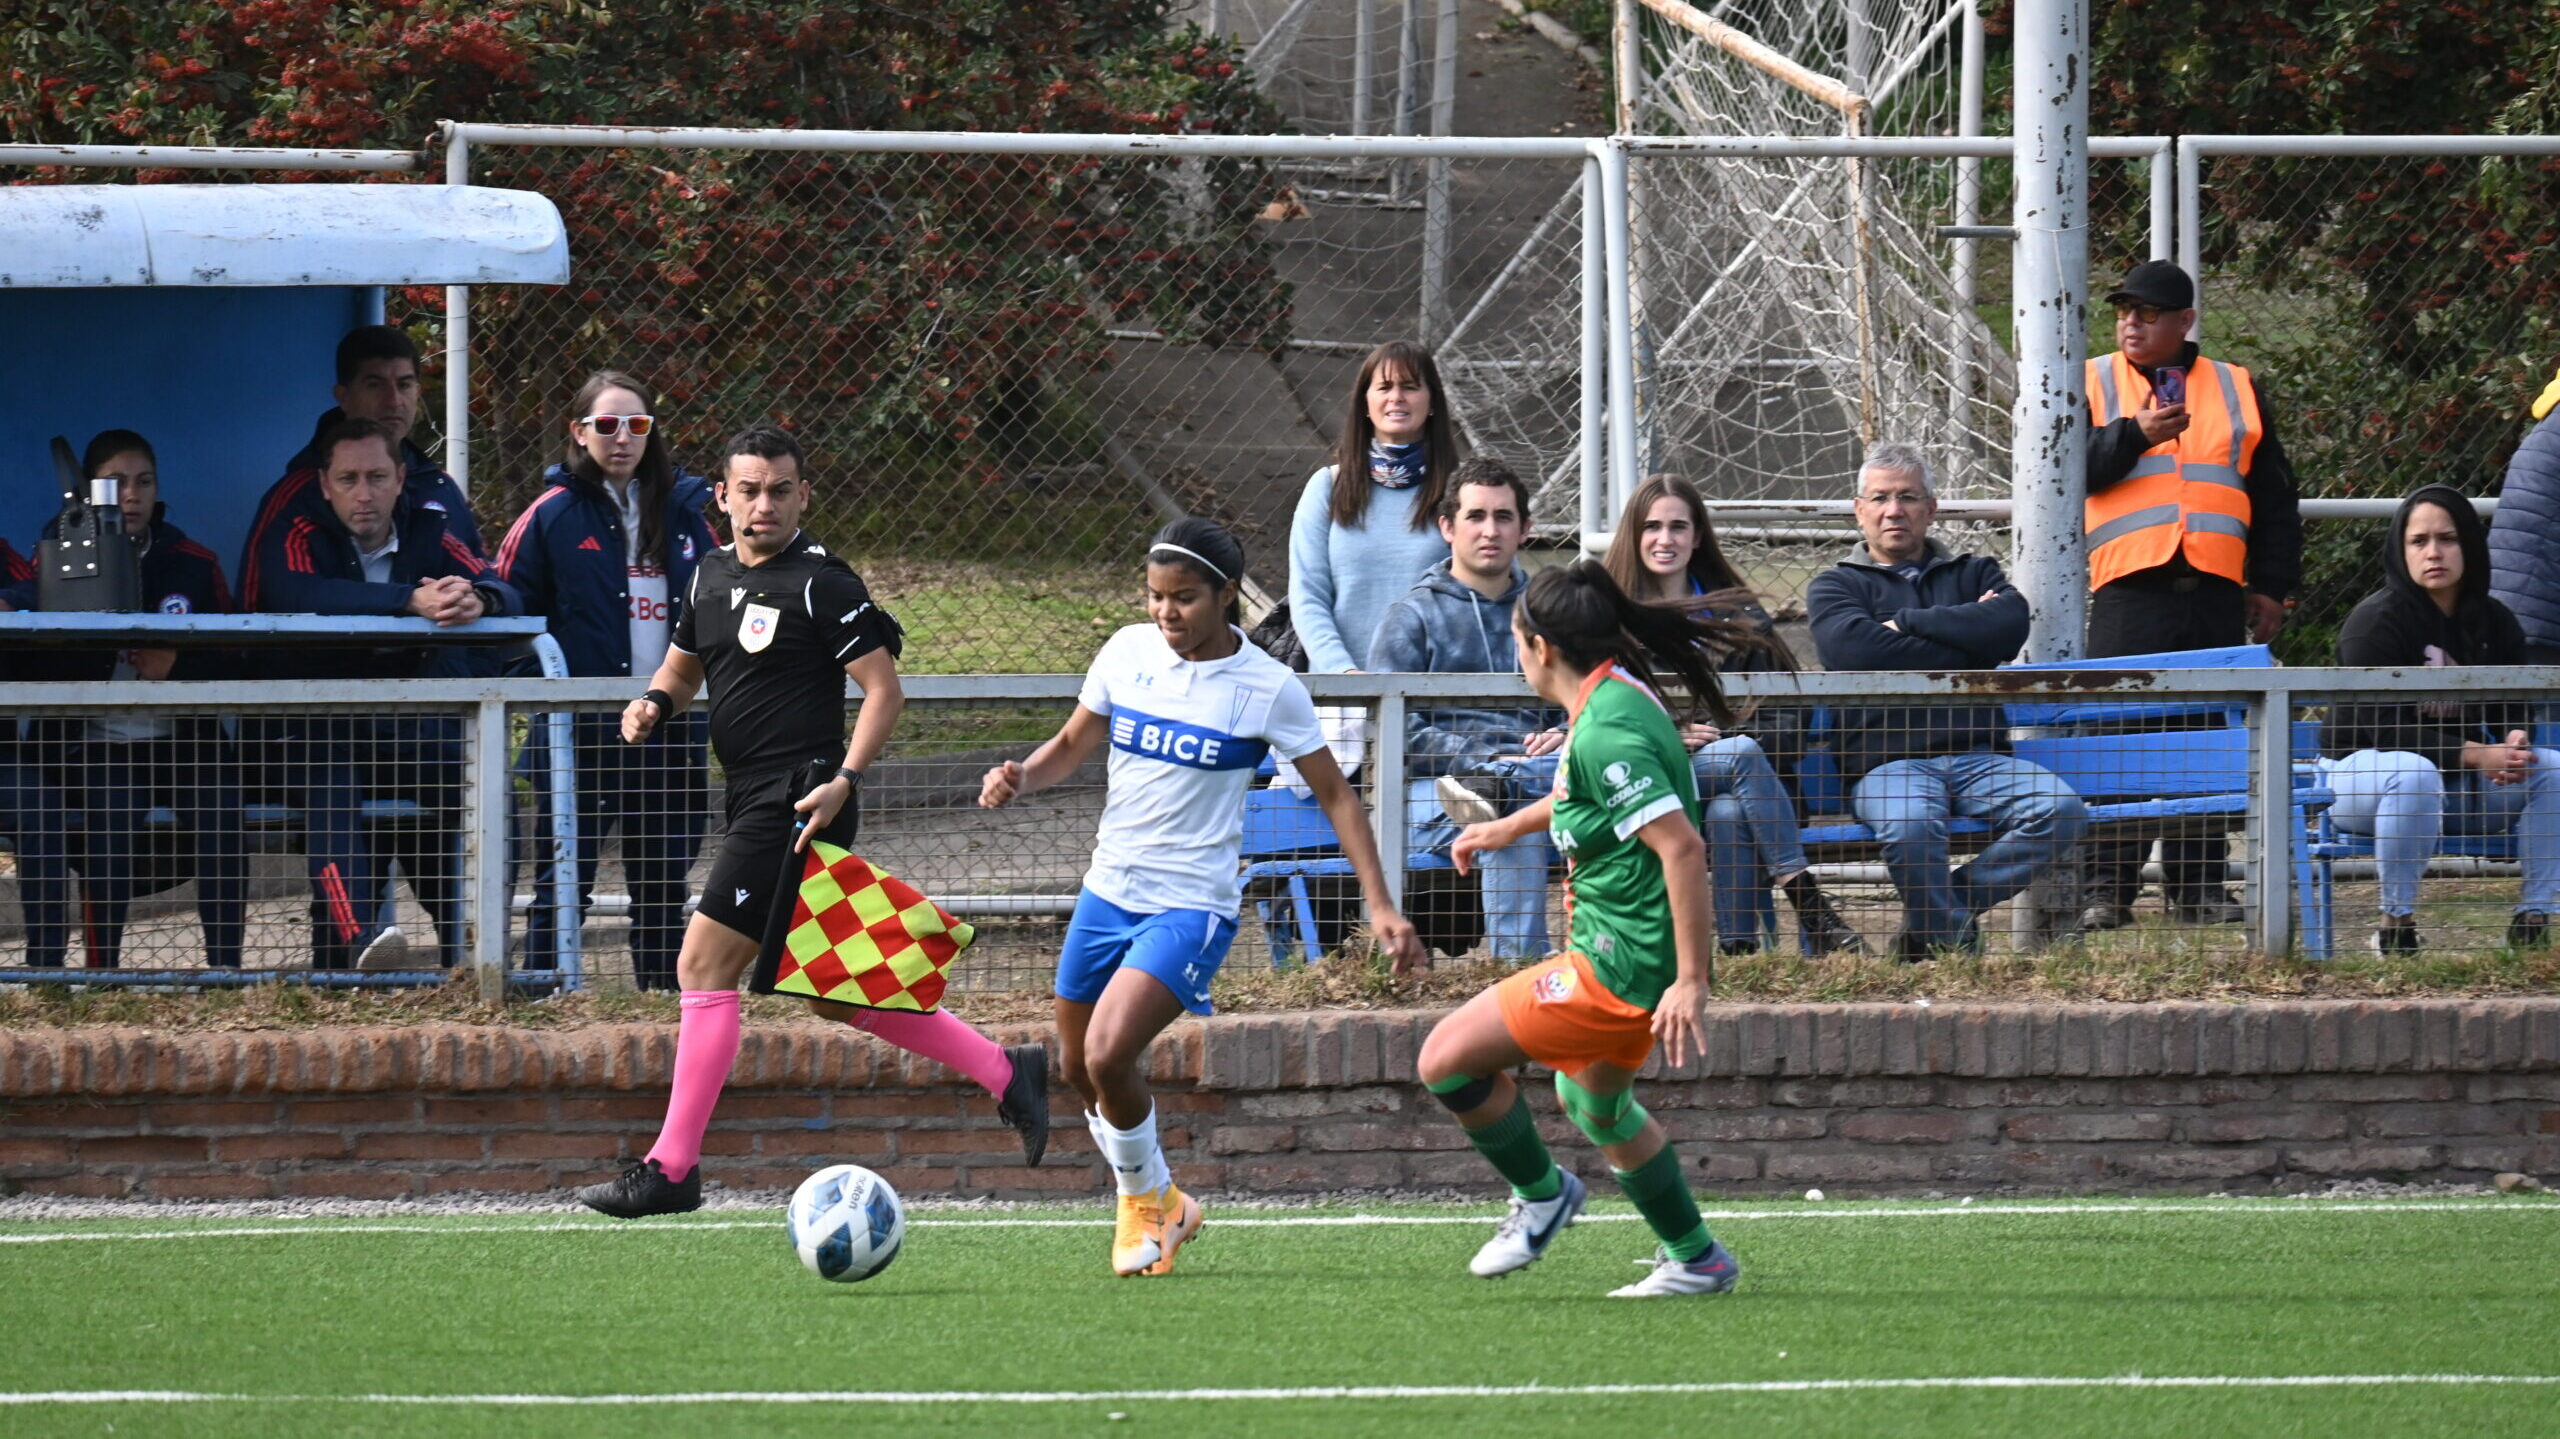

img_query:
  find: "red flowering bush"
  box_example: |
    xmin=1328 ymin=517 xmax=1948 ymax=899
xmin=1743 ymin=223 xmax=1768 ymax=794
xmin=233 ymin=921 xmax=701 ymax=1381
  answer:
xmin=1 ymin=0 xmax=1292 ymax=557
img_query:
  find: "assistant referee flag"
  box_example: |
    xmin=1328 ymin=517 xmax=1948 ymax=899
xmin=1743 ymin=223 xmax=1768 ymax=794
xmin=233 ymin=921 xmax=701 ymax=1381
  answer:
xmin=752 ymin=838 xmax=975 ymax=1012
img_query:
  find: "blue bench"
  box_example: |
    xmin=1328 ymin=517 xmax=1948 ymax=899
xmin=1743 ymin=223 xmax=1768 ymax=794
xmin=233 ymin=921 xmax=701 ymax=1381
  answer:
xmin=1241 ymin=783 xmax=1454 ymax=964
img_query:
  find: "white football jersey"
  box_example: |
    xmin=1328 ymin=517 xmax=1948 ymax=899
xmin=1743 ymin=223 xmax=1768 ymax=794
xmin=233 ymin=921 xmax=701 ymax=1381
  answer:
xmin=1077 ymin=624 xmax=1326 ymax=917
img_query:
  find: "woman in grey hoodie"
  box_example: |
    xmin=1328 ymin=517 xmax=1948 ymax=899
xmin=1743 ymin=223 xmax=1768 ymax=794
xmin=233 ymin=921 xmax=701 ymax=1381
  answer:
xmin=1286 ymin=341 xmax=1459 ymax=673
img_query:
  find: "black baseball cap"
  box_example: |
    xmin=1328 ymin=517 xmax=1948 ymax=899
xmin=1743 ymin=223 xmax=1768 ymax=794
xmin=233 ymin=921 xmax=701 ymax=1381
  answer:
xmin=2105 ymin=260 xmax=2195 ymax=310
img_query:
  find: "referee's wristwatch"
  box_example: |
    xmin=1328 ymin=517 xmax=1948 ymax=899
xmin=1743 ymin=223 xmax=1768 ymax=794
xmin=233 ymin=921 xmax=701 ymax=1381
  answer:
xmin=833 ymin=766 xmax=864 ymax=790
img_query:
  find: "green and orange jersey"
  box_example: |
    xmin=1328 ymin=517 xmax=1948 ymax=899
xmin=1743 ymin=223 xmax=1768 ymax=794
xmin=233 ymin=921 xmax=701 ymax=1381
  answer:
xmin=1545 ymin=663 xmax=1701 ymax=1011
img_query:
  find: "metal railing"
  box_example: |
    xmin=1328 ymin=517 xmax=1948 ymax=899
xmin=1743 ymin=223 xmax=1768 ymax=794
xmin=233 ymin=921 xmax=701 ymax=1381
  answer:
xmin=5 ymin=664 xmax=2556 ymax=993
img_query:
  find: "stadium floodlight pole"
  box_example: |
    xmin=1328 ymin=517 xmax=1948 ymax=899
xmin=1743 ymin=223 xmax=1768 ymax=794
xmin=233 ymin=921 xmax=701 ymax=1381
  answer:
xmin=2007 ymin=0 xmax=2089 ymax=662
xmin=442 ymin=121 xmax=472 ymax=497
xmin=1581 ymin=155 xmax=1608 ymax=555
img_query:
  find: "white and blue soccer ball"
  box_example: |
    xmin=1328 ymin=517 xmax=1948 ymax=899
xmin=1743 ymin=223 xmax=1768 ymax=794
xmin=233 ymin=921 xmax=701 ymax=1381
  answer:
xmin=787 ymin=1163 xmax=905 ymax=1283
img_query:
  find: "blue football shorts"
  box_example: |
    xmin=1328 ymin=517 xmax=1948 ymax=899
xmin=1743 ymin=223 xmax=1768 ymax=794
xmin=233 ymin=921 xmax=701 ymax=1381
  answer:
xmin=1053 ymin=888 xmax=1239 ymax=1015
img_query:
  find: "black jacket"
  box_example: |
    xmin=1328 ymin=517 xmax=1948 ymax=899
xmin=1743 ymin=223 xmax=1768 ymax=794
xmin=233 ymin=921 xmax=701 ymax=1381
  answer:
xmin=1806 ymin=539 xmax=2030 ymax=782
xmin=2328 ymin=484 xmax=2530 ymax=770
xmin=2087 ymin=340 xmax=2305 ymax=600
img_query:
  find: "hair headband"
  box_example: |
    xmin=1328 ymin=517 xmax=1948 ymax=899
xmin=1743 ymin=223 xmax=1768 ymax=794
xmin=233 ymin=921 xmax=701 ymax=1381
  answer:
xmin=1149 ymin=543 xmax=1230 ymax=583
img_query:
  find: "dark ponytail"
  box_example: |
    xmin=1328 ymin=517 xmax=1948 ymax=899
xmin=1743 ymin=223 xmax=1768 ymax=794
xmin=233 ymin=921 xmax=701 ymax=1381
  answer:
xmin=1147 ymin=517 xmax=1248 ymax=626
xmin=1518 ymin=559 xmax=1754 ymax=724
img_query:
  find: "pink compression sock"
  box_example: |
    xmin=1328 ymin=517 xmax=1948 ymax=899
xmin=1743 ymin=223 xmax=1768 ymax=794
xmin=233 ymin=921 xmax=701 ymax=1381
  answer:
xmin=642 ymin=990 xmax=743 ymax=1181
xmin=843 ymin=1007 xmax=1014 ymax=1096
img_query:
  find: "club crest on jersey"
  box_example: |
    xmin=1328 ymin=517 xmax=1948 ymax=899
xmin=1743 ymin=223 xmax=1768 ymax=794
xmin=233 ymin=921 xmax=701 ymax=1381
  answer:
xmin=158 ymin=594 xmax=191 ymax=615
xmin=1535 ymin=965 xmax=1576 ymax=1003
xmin=741 ymin=603 xmax=781 ymax=653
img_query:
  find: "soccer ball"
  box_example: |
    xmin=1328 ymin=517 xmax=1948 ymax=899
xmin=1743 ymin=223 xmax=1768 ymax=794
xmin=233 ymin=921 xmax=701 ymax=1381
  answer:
xmin=787 ymin=1164 xmax=905 ymax=1282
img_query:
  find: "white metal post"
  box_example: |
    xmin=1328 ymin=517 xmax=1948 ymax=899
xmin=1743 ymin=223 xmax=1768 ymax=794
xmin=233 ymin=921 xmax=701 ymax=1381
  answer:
xmin=1419 ymin=0 xmax=1459 ymax=341
xmin=1951 ymin=0 xmax=1984 ymax=412
xmin=443 ymin=126 xmax=472 ymax=495
xmin=2008 ymin=0 xmax=2090 ymax=663
xmin=2178 ymin=136 xmax=2204 ymax=341
xmin=1353 ymin=0 xmax=1377 ymax=135
xmin=1597 ymin=139 xmax=1641 ymax=515
xmin=1612 ymin=0 xmax=1641 ymax=134
xmin=2148 ymin=137 xmax=2174 ymax=261
xmin=1372 ymin=693 xmax=1407 ymax=909
xmin=1392 ymin=0 xmax=1422 ymax=200
xmin=2248 ymin=685 xmax=2296 ymax=958
xmin=1581 ymin=156 xmax=1608 ymax=553
xmin=472 ymin=697 xmax=511 ymax=1003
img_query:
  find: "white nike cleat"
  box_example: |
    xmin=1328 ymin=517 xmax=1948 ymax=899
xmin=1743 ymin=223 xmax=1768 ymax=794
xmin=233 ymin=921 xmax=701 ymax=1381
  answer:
xmin=355 ymin=927 xmax=412 ymax=971
xmin=1608 ymin=1241 xmax=1740 ymax=1297
xmin=1469 ymin=1168 xmax=1586 ymax=1277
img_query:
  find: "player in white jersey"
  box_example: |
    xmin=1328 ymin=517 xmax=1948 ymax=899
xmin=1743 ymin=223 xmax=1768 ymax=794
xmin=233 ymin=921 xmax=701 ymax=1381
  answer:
xmin=983 ymin=518 xmax=1424 ymax=1275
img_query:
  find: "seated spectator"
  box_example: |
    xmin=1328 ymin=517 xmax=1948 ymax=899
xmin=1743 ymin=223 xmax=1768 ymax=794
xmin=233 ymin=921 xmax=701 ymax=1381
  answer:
xmin=495 ymin=370 xmax=718 ymax=989
xmin=1602 ymin=473 xmax=1859 ymax=957
xmin=240 ymin=324 xmax=484 ymax=616
xmin=2 ymin=432 xmax=246 ymax=969
xmin=1368 ymin=457 xmax=1560 ymax=960
xmin=250 ymin=417 xmax=521 ymax=970
xmin=2328 ymin=485 xmax=2556 ymax=953
xmin=1806 ymin=443 xmax=2086 ymax=961
xmin=2486 ymin=362 xmax=2560 ymax=664
xmin=0 ymin=539 xmax=70 ymax=968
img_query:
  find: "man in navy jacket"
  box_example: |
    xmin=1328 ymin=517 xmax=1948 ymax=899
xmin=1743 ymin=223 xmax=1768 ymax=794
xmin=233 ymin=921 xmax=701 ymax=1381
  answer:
xmin=238 ymin=324 xmax=483 ymax=616
xmin=1807 ymin=443 xmax=2087 ymax=961
xmin=251 ymin=417 xmax=520 ymax=970
xmin=2487 ymin=365 xmax=2560 ymax=664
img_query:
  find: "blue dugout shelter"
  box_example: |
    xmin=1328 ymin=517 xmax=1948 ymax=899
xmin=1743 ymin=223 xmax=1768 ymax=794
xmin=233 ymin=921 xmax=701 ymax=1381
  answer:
xmin=0 ymin=180 xmax=569 ymax=578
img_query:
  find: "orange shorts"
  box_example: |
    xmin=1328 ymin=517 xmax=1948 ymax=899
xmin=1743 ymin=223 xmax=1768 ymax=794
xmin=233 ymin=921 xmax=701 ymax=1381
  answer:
xmin=1493 ymin=951 xmax=1657 ymax=1076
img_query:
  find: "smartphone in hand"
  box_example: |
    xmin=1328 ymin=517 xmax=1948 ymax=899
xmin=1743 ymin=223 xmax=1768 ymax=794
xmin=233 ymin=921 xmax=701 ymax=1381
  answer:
xmin=2151 ymin=365 xmax=2186 ymax=407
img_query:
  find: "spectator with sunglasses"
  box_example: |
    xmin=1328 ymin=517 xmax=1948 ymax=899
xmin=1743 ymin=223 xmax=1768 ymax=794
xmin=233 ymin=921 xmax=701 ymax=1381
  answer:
xmin=494 ymin=370 xmax=719 ymax=989
xmin=2078 ymin=259 xmax=2304 ymax=932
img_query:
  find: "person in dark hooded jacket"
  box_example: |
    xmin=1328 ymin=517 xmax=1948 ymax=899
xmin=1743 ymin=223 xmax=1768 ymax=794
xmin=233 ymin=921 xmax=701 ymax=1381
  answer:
xmin=2485 ymin=364 xmax=2560 ymax=663
xmin=2327 ymin=484 xmax=2558 ymax=953
xmin=494 ymin=370 xmax=720 ymax=989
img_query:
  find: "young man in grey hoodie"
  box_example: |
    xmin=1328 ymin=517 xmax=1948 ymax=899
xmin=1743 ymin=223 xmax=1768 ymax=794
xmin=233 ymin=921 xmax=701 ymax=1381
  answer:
xmin=1368 ymin=457 xmax=1561 ymax=960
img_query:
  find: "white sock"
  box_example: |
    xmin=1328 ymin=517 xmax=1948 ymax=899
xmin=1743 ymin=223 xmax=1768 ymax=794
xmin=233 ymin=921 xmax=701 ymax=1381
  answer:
xmin=1084 ymin=1109 xmax=1111 ymax=1168
xmin=1096 ymin=1105 xmax=1172 ymax=1198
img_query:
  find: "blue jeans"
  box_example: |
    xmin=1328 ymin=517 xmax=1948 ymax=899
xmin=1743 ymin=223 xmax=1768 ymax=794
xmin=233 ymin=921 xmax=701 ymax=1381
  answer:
xmin=1853 ymin=752 xmax=2089 ymax=947
xmin=2325 ymin=748 xmax=2560 ymax=918
xmin=1410 ymin=776 xmax=1555 ymax=962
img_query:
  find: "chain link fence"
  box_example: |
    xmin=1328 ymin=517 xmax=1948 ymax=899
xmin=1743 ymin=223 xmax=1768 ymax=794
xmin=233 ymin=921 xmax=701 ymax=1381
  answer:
xmin=2183 ymin=142 xmax=2560 ymax=667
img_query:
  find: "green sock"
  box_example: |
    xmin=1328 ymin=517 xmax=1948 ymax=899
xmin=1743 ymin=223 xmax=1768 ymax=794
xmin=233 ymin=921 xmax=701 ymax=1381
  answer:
xmin=1614 ymin=1145 xmax=1712 ymax=1261
xmin=1454 ymin=1087 xmax=1562 ymax=1202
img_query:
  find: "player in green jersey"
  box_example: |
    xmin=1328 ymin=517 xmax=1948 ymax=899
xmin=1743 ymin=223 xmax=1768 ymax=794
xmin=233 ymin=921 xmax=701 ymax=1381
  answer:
xmin=1416 ymin=558 xmax=1753 ymax=1296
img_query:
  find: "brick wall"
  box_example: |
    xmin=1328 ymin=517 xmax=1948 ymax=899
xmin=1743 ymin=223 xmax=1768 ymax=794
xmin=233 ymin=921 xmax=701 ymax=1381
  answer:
xmin=4 ymin=1001 xmax=2557 ymax=1200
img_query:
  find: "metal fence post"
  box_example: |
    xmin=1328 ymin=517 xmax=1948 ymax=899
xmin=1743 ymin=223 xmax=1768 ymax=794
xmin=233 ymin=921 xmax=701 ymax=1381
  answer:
xmin=1372 ymin=691 xmax=1407 ymax=910
xmin=2178 ymin=136 xmax=2204 ymax=342
xmin=443 ymin=124 xmax=472 ymax=495
xmin=472 ymin=696 xmax=511 ymax=1003
xmin=1950 ymin=0 xmax=1984 ymax=417
xmin=2007 ymin=0 xmax=2089 ymax=662
xmin=1596 ymin=138 xmax=1641 ymax=519
xmin=2148 ymin=137 xmax=2174 ymax=262
xmin=1418 ymin=0 xmax=1458 ymax=341
xmin=2249 ymin=684 xmax=2295 ymax=959
xmin=1580 ymin=154 xmax=1607 ymax=553
xmin=1353 ymin=0 xmax=1377 ymax=136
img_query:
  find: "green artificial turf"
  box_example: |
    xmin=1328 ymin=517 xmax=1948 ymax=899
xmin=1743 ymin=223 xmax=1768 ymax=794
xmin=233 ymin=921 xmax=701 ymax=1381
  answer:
xmin=2 ymin=1198 xmax=2556 ymax=1437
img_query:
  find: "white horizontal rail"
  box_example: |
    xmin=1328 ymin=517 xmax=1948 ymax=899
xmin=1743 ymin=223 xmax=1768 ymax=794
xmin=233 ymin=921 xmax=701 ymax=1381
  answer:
xmin=1623 ymin=136 xmax=2171 ymax=159
xmin=444 ymin=123 xmax=1592 ymax=161
xmin=2183 ymin=135 xmax=2560 ymax=158
xmin=0 ymin=144 xmax=416 ymax=171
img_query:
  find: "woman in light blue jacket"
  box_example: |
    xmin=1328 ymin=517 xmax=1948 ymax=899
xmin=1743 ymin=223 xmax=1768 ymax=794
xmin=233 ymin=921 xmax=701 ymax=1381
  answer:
xmin=1287 ymin=340 xmax=1459 ymax=672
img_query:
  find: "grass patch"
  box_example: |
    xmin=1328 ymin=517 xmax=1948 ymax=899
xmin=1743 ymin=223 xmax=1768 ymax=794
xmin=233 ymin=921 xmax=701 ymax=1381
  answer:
xmin=862 ymin=557 xmax=1145 ymax=675
xmin=0 ymin=1200 xmax=2554 ymax=1437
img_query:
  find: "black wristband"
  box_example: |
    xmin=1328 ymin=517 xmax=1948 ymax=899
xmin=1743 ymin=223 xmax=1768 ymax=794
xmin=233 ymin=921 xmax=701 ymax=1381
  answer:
xmin=835 ymin=766 xmax=863 ymax=788
xmin=641 ymin=688 xmax=676 ymax=716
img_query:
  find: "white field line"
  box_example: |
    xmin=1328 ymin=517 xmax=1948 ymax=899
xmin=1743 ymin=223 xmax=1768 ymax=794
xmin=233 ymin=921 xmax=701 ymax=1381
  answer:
xmin=3 ymin=1374 xmax=2558 ymax=1406
xmin=0 ymin=1200 xmax=2551 ymax=1246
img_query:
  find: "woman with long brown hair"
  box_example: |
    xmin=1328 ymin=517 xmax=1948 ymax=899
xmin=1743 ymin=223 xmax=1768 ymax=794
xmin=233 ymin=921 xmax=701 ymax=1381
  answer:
xmin=494 ymin=369 xmax=721 ymax=988
xmin=1285 ymin=340 xmax=1460 ymax=673
xmin=1602 ymin=474 xmax=1858 ymax=957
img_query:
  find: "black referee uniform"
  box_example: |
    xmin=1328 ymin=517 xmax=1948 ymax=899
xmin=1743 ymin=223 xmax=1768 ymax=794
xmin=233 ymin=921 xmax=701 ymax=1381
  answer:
xmin=671 ymin=530 xmax=902 ymax=939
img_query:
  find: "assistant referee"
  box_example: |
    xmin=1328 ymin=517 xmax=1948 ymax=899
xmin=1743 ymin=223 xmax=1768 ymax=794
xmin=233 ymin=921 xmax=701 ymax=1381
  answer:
xmin=578 ymin=426 xmax=1047 ymax=1219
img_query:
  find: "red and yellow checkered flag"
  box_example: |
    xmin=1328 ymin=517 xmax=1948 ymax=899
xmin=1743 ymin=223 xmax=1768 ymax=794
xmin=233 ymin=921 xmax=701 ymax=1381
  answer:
xmin=753 ymin=838 xmax=974 ymax=1012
